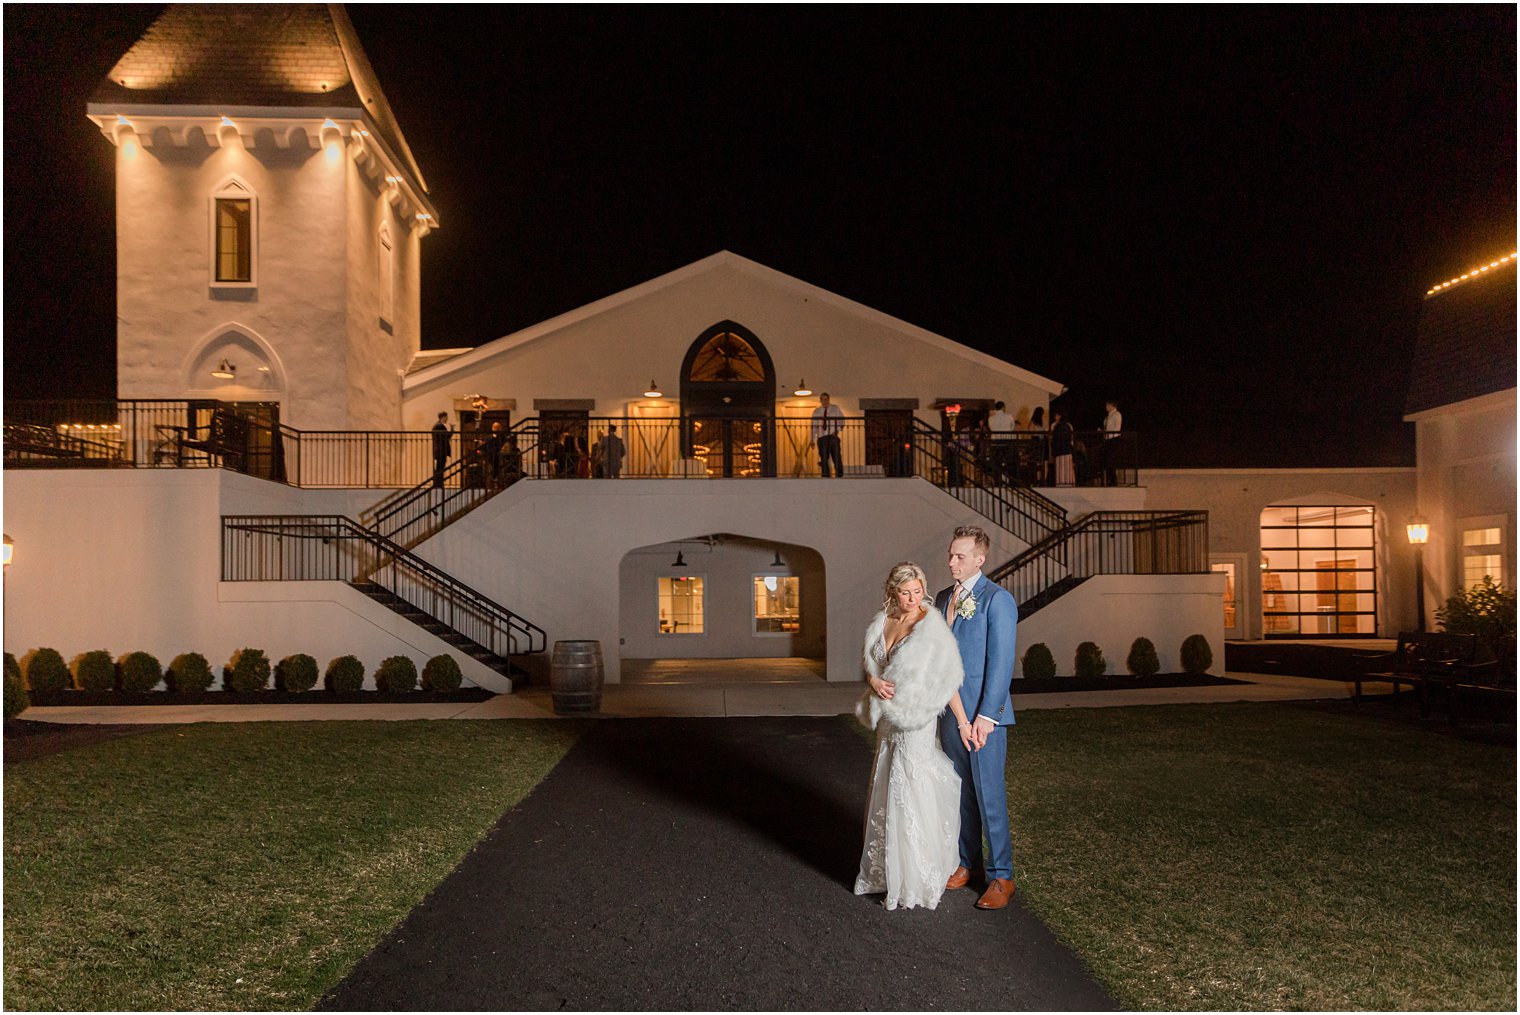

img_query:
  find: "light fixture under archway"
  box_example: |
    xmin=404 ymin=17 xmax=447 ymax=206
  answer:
xmin=644 ymin=381 xmax=663 ymax=399
xmin=211 ymin=359 xmax=236 ymax=380
xmin=770 ymin=549 xmax=785 ymax=569
xmin=671 ymin=550 xmax=687 ymax=568
xmin=793 ymin=379 xmax=812 ymax=397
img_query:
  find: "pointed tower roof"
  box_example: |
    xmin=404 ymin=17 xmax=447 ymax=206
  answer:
xmin=90 ymin=3 xmax=426 ymax=192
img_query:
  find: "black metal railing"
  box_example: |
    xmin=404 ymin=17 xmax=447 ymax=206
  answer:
xmin=221 ymin=514 xmax=546 ymax=659
xmin=6 ymin=401 xmax=1143 ymax=494
xmin=362 ymin=418 xmax=542 ymax=547
xmin=3 ymin=400 xmax=471 ymax=489
xmin=987 ymin=510 xmax=1210 ymax=617
xmin=907 ymin=420 xmax=1068 ymax=546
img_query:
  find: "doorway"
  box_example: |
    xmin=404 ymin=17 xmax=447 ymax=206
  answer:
xmin=680 ymin=322 xmax=776 ymax=477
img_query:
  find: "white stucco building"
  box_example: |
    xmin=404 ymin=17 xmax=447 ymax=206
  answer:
xmin=7 ymin=6 xmax=1512 ymax=694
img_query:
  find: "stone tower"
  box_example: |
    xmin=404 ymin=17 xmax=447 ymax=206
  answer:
xmin=88 ymin=4 xmax=437 ymax=430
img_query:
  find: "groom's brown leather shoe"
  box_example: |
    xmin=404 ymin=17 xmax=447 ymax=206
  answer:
xmin=975 ymin=878 xmax=1015 ymax=910
xmin=945 ymin=866 xmax=974 ymax=891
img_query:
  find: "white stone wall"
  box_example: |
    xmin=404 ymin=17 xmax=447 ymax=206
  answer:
xmin=2 ymin=471 xmax=508 ymax=691
xmin=400 ymin=258 xmax=1058 ymax=431
xmin=1141 ymin=467 xmax=1419 ymax=639
xmin=1410 ymin=389 xmax=1516 ymax=610
xmin=113 ymin=131 xmax=420 ymax=431
xmin=1014 ymin=573 xmax=1226 ymax=677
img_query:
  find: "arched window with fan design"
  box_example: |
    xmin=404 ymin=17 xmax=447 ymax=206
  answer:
xmin=680 ymin=322 xmax=776 ymax=477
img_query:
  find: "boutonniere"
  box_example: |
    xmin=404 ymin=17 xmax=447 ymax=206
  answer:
xmin=956 ymin=594 xmax=978 ymax=620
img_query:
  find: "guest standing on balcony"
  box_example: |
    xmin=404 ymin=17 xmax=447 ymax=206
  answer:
xmin=556 ymin=431 xmax=576 ymax=478
xmin=502 ymin=434 xmax=523 ymax=483
xmin=575 ymin=434 xmax=592 ymax=478
xmin=1102 ymin=399 xmax=1123 ymax=486
xmin=987 ymin=400 xmax=1014 ymax=484
xmin=603 ymin=424 xmax=626 ymax=479
xmin=812 ymin=392 xmax=845 ymax=478
xmin=431 ymin=412 xmax=451 ymax=489
xmin=1051 ymin=408 xmax=1075 ymax=486
xmin=1027 ymin=406 xmax=1047 ymax=485
xmin=479 ymin=421 xmax=506 ymax=488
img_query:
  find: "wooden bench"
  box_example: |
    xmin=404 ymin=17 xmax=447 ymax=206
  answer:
xmin=1354 ymin=631 xmax=1495 ymax=719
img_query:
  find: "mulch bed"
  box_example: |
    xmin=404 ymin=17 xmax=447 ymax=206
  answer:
xmin=1014 ymin=672 xmax=1243 ymax=694
xmin=26 ymin=688 xmax=496 ymax=707
xmin=4 ymin=718 xmax=162 ymax=762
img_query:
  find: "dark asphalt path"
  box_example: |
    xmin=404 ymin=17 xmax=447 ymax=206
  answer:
xmin=319 ymin=716 xmax=1117 ymax=1011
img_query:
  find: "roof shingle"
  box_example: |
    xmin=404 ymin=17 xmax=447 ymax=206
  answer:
xmin=91 ymin=4 xmax=427 ymax=191
xmin=1406 ymin=260 xmax=1517 ymax=416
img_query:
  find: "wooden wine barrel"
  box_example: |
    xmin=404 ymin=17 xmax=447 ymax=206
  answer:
xmin=550 ymin=640 xmax=604 ymax=714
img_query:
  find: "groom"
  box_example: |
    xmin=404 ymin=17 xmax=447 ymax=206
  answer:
xmin=935 ymin=525 xmax=1018 ymax=910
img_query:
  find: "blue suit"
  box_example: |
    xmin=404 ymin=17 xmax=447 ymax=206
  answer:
xmin=935 ymin=573 xmax=1017 ymax=881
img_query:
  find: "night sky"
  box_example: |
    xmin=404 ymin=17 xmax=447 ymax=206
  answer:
xmin=4 ymin=5 xmax=1514 ymax=466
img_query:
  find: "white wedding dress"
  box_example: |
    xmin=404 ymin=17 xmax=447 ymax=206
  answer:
xmin=853 ymin=632 xmax=962 ymax=910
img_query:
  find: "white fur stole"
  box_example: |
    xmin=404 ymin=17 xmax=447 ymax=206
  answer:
xmin=855 ymin=607 xmax=965 ymax=732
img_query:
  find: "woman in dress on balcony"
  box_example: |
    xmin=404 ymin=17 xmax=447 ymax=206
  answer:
xmin=854 ymin=561 xmax=971 ymax=910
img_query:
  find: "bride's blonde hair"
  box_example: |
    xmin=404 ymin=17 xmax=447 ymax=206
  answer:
xmin=882 ymin=561 xmax=931 ymax=614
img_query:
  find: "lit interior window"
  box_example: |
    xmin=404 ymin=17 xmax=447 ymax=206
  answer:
xmin=215 ymin=198 xmax=252 ymax=282
xmin=1210 ymin=562 xmax=1236 ymax=629
xmin=657 ymin=576 xmax=704 ymax=635
xmin=753 ymin=575 xmax=801 ymax=634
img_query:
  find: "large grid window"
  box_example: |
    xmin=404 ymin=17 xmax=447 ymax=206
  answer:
xmin=657 ymin=576 xmax=704 ymax=635
xmin=1260 ymin=505 xmax=1377 ymax=637
xmin=753 ymin=575 xmax=801 ymax=634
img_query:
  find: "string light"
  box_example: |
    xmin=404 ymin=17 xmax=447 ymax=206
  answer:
xmin=1425 ymin=251 xmax=1517 ymax=296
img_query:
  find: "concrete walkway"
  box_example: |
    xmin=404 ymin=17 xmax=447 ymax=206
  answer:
xmin=16 ymin=671 xmax=1377 ymax=725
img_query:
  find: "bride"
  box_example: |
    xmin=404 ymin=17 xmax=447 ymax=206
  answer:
xmin=853 ymin=561 xmax=972 ymax=910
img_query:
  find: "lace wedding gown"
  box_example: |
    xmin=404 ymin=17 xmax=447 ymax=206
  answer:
xmin=853 ymin=634 xmax=962 ymax=910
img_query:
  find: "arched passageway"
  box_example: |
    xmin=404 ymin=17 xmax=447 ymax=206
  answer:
xmin=618 ymin=532 xmax=826 ymax=683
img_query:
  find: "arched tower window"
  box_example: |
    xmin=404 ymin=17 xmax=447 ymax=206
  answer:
xmin=209 ymin=176 xmax=257 ymax=287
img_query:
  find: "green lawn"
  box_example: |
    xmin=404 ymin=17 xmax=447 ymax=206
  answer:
xmin=4 ymin=720 xmax=583 ymax=1011
xmin=1008 ymin=703 xmax=1517 ymax=1010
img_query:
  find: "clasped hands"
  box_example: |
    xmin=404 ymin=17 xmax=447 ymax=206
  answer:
xmin=869 ymin=677 xmax=992 ymax=751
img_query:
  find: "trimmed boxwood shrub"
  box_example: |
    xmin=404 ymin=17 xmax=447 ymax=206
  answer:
xmin=225 ymin=648 xmax=271 ymax=693
xmin=326 ymin=655 xmax=365 ymax=692
xmin=375 ymin=655 xmax=418 ymax=693
xmin=1074 ymin=641 xmax=1107 ymax=679
xmin=422 ymin=654 xmax=463 ymax=692
xmin=1022 ymin=643 xmax=1057 ymax=681
xmin=1126 ymin=637 xmax=1160 ymax=678
xmin=4 ymin=665 xmax=29 ymax=719
xmin=118 ymin=651 xmax=162 ymax=692
xmin=1181 ymin=634 xmax=1214 ymax=676
xmin=74 ymin=650 xmax=116 ymax=691
xmin=166 ymin=652 xmax=214 ymax=693
xmin=25 ymin=648 xmax=70 ymax=693
xmin=275 ymin=653 xmax=319 ymax=693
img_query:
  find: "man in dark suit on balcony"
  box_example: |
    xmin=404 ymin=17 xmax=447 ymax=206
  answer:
xmin=431 ymin=412 xmax=451 ymax=489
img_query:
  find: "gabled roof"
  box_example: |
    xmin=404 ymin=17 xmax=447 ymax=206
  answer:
xmin=1406 ymin=257 xmax=1516 ymax=417
xmin=406 ymin=251 xmax=1066 ymax=395
xmin=90 ymin=3 xmax=427 ymax=191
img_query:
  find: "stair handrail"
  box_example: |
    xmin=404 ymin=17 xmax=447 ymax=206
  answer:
xmin=987 ymin=510 xmax=1210 ymax=611
xmin=221 ymin=513 xmax=547 ymax=657
xmin=908 ymin=419 xmax=1067 ymax=545
xmin=363 ymin=418 xmax=540 ymax=543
